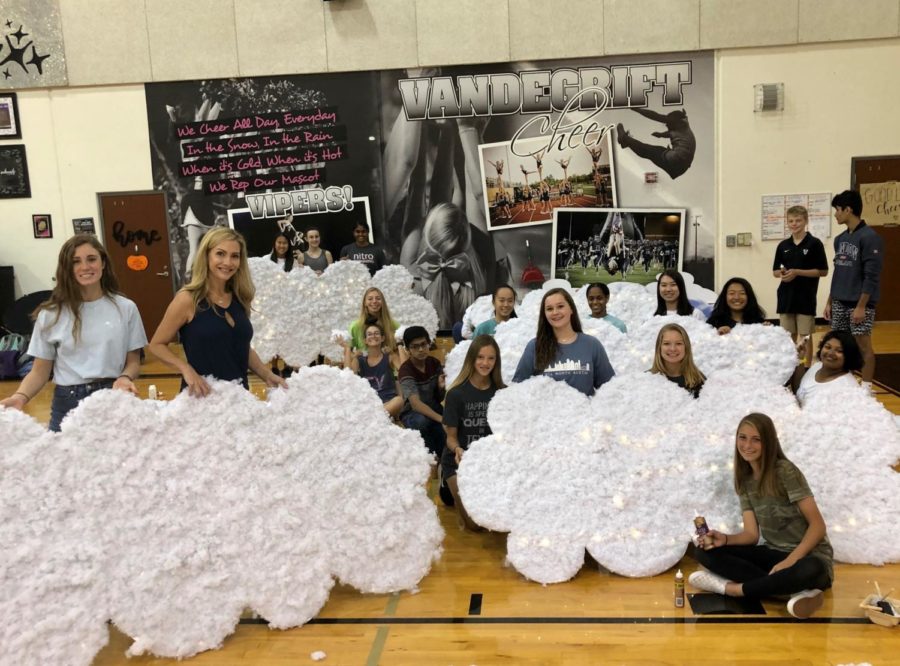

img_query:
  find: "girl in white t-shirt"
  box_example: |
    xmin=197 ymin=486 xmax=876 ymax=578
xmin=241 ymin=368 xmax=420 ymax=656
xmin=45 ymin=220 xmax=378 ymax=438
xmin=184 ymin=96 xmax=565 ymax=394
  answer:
xmin=268 ymin=232 xmax=295 ymax=272
xmin=654 ymin=269 xmax=706 ymax=320
xmin=791 ymin=330 xmax=863 ymax=406
xmin=1 ymin=234 xmax=147 ymax=431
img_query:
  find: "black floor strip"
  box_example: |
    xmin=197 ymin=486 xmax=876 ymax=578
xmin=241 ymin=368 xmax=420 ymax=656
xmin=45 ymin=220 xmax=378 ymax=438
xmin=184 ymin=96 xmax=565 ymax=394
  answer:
xmin=468 ymin=593 xmax=483 ymax=616
xmin=239 ymin=615 xmax=869 ymax=626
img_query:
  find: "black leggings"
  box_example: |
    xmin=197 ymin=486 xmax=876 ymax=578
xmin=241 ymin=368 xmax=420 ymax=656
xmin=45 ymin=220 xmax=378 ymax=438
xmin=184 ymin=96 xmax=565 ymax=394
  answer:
xmin=694 ymin=544 xmax=831 ymax=598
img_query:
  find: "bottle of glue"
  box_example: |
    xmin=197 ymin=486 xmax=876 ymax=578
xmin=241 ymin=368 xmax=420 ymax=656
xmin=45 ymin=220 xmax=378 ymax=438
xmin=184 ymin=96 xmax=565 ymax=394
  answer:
xmin=674 ymin=569 xmax=685 ymax=608
xmin=148 ymin=384 xmax=158 ymax=401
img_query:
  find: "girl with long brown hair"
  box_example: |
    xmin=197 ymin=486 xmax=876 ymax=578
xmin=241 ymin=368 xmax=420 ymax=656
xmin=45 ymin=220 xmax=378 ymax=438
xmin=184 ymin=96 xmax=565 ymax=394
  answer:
xmin=1 ymin=234 xmax=147 ymax=430
xmin=690 ymin=413 xmax=833 ymax=619
xmin=442 ymin=335 xmax=505 ymax=530
xmin=512 ymin=288 xmax=614 ymax=397
xmin=149 ymin=227 xmax=287 ymax=396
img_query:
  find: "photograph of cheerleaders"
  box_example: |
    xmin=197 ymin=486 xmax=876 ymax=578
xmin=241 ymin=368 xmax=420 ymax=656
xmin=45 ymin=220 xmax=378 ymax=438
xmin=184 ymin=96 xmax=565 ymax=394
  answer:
xmin=551 ymin=208 xmax=685 ymax=286
xmin=478 ymin=133 xmax=617 ymax=230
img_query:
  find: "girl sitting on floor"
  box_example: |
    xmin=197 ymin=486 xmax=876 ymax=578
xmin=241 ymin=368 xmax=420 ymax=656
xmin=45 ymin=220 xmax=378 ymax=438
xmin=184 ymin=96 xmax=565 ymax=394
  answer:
xmin=689 ymin=412 xmax=832 ymax=619
xmin=342 ymin=322 xmax=403 ymax=419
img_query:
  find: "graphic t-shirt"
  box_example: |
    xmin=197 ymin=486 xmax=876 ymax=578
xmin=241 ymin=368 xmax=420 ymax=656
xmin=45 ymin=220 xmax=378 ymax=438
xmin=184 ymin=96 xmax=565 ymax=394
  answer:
xmin=340 ymin=243 xmax=386 ymax=276
xmin=442 ymin=380 xmax=497 ymax=449
xmin=512 ymin=333 xmax=614 ymax=396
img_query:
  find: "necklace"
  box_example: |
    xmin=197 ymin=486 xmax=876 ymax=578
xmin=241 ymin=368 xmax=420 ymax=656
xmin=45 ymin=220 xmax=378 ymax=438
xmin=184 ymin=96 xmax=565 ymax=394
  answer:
xmin=557 ymin=332 xmax=577 ymax=344
xmin=209 ymin=291 xmax=230 ymax=307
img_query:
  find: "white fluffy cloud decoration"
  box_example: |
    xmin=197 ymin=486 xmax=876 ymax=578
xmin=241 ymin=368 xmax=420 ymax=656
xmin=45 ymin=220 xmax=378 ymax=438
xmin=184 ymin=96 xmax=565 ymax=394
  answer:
xmin=0 ymin=367 xmax=443 ymax=664
xmin=445 ymin=292 xmax=797 ymax=387
xmin=250 ymin=259 xmax=438 ymax=366
xmin=458 ymin=369 xmax=899 ymax=584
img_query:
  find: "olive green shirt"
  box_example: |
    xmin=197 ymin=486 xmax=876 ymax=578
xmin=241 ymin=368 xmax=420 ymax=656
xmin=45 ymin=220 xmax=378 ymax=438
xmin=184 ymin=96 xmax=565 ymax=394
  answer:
xmin=739 ymin=459 xmax=834 ymax=582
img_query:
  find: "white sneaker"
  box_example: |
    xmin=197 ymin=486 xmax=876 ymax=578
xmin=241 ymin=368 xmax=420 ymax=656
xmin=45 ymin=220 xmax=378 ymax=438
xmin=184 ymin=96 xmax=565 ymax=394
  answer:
xmin=787 ymin=589 xmax=823 ymax=619
xmin=688 ymin=570 xmax=730 ymax=595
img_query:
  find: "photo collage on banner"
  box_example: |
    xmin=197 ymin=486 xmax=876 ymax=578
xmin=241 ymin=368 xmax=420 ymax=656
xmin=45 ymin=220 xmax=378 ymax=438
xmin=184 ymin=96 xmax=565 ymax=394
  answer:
xmin=552 ymin=209 xmax=686 ymax=287
xmin=145 ymin=52 xmax=714 ymax=328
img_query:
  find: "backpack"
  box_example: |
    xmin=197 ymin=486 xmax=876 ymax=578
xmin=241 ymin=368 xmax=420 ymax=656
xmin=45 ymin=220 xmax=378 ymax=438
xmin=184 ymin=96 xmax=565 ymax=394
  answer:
xmin=0 ymin=333 xmax=29 ymax=379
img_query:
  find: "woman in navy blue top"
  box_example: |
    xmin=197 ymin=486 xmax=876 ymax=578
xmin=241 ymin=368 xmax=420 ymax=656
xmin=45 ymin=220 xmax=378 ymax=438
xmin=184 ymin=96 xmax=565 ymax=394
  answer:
xmin=149 ymin=228 xmax=287 ymax=396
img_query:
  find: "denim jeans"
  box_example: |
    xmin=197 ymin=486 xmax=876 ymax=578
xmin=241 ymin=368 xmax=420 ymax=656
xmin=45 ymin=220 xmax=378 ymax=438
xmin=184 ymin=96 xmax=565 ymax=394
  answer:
xmin=49 ymin=379 xmax=114 ymax=432
xmin=401 ymin=411 xmax=446 ymax=457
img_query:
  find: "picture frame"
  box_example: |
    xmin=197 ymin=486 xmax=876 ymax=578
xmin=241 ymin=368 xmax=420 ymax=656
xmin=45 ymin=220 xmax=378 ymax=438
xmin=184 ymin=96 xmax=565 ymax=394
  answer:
xmin=478 ymin=132 xmax=618 ymax=232
xmin=32 ymin=214 xmax=53 ymax=239
xmin=0 ymin=93 xmax=21 ymax=139
xmin=72 ymin=217 xmax=96 ymax=235
xmin=551 ymin=207 xmax=686 ymax=287
xmin=0 ymin=144 xmax=30 ymax=198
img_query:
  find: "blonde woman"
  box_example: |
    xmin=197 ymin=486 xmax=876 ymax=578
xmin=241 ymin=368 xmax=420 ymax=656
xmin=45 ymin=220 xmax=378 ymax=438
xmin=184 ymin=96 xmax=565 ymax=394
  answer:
xmin=648 ymin=323 xmax=705 ymax=398
xmin=348 ymin=287 xmax=399 ymax=354
xmin=149 ymin=227 xmax=287 ymax=396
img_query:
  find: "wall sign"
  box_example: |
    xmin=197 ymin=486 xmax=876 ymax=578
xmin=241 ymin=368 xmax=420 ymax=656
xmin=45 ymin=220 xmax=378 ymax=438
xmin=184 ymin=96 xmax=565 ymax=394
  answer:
xmin=761 ymin=192 xmax=831 ymax=241
xmin=0 ymin=144 xmax=29 ymax=198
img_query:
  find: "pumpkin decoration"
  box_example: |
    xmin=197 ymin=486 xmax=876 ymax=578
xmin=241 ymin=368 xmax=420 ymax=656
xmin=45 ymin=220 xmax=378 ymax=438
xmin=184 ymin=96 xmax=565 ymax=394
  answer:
xmin=127 ymin=254 xmax=149 ymax=271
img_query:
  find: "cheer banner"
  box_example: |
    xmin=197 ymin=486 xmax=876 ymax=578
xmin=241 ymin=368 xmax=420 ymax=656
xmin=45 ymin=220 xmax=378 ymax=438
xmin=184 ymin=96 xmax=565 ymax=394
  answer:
xmin=145 ymin=52 xmax=714 ymax=325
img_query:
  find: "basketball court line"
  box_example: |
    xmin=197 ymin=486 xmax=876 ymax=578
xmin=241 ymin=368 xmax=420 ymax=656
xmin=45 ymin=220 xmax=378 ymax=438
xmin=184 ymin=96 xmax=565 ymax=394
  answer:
xmin=238 ymin=616 xmax=869 ymax=626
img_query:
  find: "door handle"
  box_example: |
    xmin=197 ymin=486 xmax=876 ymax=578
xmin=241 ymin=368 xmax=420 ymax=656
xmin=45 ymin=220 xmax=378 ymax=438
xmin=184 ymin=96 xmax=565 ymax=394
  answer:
xmin=156 ymin=271 xmax=169 ymax=277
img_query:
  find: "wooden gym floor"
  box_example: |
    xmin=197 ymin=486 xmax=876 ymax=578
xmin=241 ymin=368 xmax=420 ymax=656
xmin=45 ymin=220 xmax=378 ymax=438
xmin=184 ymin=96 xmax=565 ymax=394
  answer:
xmin=2 ymin=325 xmax=898 ymax=666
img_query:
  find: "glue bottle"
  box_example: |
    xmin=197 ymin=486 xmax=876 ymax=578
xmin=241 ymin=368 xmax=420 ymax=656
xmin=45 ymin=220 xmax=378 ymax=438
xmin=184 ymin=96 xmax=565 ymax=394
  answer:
xmin=148 ymin=384 xmax=158 ymax=401
xmin=694 ymin=515 xmax=710 ymax=548
xmin=674 ymin=569 xmax=684 ymax=608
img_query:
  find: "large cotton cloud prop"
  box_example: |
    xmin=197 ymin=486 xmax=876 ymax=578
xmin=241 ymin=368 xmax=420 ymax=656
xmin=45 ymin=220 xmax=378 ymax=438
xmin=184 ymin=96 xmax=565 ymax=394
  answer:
xmin=250 ymin=259 xmax=438 ymax=366
xmin=458 ymin=370 xmax=899 ymax=584
xmin=0 ymin=367 xmax=443 ymax=664
xmin=445 ymin=284 xmax=796 ymax=385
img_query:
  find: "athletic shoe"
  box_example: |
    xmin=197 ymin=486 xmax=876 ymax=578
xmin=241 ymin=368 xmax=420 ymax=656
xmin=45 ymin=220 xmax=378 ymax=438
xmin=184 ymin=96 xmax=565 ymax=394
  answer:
xmin=616 ymin=123 xmax=629 ymax=148
xmin=688 ymin=570 xmax=729 ymax=595
xmin=786 ymin=589 xmax=823 ymax=619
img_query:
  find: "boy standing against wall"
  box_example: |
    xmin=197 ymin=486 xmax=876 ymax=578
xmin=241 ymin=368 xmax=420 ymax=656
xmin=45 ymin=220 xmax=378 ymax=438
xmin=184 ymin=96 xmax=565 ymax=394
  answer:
xmin=772 ymin=205 xmax=828 ymax=365
xmin=824 ymin=190 xmax=884 ymax=386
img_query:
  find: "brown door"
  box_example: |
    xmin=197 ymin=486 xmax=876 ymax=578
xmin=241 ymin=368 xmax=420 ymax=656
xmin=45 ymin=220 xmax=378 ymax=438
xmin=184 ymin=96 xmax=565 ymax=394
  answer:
xmin=99 ymin=191 xmax=174 ymax=337
xmin=852 ymin=156 xmax=900 ymax=321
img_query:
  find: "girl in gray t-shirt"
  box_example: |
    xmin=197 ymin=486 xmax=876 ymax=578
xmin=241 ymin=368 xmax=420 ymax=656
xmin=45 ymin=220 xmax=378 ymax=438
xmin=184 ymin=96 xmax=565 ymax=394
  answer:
xmin=512 ymin=288 xmax=614 ymax=397
xmin=1 ymin=235 xmax=147 ymax=431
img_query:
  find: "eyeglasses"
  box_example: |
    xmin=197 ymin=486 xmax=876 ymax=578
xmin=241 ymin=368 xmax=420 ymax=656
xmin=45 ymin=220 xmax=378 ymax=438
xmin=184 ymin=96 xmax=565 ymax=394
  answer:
xmin=408 ymin=342 xmax=430 ymax=351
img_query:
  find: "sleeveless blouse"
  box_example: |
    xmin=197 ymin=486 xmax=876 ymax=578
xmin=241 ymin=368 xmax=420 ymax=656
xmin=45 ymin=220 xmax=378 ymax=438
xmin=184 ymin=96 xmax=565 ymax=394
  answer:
xmin=179 ymin=298 xmax=252 ymax=389
xmin=357 ymin=353 xmax=398 ymax=403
